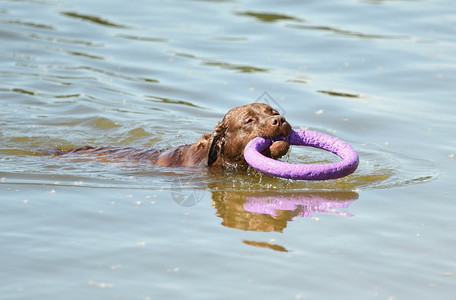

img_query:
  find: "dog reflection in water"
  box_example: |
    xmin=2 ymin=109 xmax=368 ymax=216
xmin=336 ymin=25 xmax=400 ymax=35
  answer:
xmin=211 ymin=190 xmax=358 ymax=233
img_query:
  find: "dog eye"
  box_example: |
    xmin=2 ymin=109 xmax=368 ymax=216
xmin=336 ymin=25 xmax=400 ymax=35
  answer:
xmin=272 ymin=110 xmax=280 ymax=115
xmin=245 ymin=116 xmax=257 ymax=124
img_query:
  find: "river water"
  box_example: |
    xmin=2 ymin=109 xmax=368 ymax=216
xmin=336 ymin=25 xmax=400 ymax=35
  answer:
xmin=1 ymin=0 xmax=455 ymax=299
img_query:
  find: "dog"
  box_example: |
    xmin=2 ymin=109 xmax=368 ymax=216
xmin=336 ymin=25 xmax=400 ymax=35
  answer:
xmin=58 ymin=103 xmax=292 ymax=168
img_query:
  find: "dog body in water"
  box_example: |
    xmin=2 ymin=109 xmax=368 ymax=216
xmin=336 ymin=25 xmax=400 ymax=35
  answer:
xmin=58 ymin=103 xmax=292 ymax=168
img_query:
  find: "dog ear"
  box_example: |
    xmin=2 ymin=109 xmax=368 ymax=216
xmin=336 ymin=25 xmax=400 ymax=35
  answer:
xmin=207 ymin=122 xmax=225 ymax=167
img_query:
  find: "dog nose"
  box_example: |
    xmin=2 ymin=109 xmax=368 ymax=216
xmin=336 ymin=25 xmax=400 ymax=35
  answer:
xmin=270 ymin=115 xmax=286 ymax=127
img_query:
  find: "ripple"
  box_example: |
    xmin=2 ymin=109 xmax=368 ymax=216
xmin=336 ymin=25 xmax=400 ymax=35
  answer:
xmin=286 ymin=76 xmax=310 ymax=85
xmin=332 ymin=145 xmax=441 ymax=190
xmin=64 ymin=65 xmax=159 ymax=83
xmin=287 ymin=23 xmax=428 ymax=42
xmin=0 ymin=140 xmax=440 ymax=207
xmin=172 ymin=51 xmax=270 ymax=74
xmin=80 ymin=117 xmax=120 ymax=130
xmin=317 ymin=90 xmax=363 ymax=98
xmin=211 ymin=36 xmax=248 ymax=42
xmin=29 ymin=33 xmax=104 ymax=47
xmin=201 ymin=60 xmax=269 ymax=73
xmin=243 ymin=240 xmax=288 ymax=252
xmin=236 ymin=11 xmax=304 ymax=23
xmin=200 ymin=144 xmax=440 ymax=192
xmin=60 ymin=11 xmax=130 ymax=28
xmin=37 ymin=44 xmax=105 ymax=60
xmin=145 ymin=96 xmax=207 ymax=109
xmin=115 ymin=33 xmax=167 ymax=43
xmin=2 ymin=19 xmax=55 ymax=30
xmin=0 ymin=86 xmax=84 ymax=100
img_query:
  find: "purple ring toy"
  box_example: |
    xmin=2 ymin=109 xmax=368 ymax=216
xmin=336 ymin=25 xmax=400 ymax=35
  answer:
xmin=244 ymin=129 xmax=359 ymax=180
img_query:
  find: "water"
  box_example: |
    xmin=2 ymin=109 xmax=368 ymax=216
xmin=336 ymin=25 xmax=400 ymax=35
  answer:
xmin=1 ymin=0 xmax=455 ymax=299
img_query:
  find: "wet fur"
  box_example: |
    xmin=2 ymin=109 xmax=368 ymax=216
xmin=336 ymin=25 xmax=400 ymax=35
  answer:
xmin=57 ymin=103 xmax=292 ymax=168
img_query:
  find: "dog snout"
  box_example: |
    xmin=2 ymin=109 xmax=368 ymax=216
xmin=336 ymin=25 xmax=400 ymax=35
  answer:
xmin=269 ymin=115 xmax=286 ymax=127
xmin=268 ymin=115 xmax=291 ymax=137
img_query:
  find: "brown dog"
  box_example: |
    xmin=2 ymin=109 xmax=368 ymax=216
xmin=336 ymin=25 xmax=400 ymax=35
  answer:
xmin=60 ymin=103 xmax=292 ymax=168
